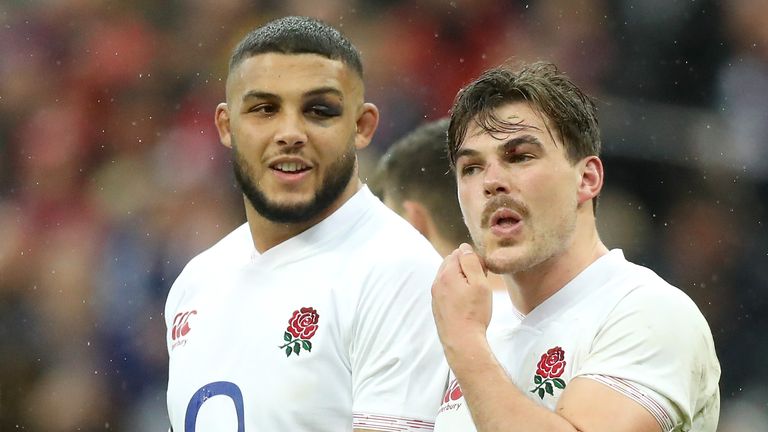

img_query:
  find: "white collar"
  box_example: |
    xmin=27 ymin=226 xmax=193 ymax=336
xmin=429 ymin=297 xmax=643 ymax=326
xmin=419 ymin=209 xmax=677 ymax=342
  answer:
xmin=248 ymin=186 xmax=375 ymax=268
xmin=520 ymin=249 xmax=627 ymax=328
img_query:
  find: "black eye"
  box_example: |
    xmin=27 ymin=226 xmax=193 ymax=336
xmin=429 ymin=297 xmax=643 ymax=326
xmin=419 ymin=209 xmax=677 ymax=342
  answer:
xmin=312 ymin=105 xmax=341 ymax=117
xmin=504 ymin=150 xmax=534 ymax=163
xmin=510 ymin=154 xmax=533 ymax=162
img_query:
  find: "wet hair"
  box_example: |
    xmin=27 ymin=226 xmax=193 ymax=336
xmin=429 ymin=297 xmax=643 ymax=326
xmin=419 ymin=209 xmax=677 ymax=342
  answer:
xmin=228 ymin=16 xmax=363 ymax=77
xmin=375 ymin=118 xmax=471 ymax=247
xmin=447 ymin=61 xmax=600 ymax=168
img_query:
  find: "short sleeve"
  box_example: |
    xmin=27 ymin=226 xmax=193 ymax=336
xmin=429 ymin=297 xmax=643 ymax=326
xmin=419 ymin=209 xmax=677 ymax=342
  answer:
xmin=350 ymin=254 xmax=449 ymax=431
xmin=576 ymin=283 xmax=721 ymax=431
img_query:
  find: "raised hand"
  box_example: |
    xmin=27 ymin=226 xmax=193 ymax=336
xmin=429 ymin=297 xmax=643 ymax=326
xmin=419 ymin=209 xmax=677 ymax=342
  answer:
xmin=431 ymin=243 xmax=493 ymax=349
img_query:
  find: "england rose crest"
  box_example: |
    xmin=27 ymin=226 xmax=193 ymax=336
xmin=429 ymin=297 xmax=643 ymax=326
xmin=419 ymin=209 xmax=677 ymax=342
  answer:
xmin=530 ymin=346 xmax=567 ymax=399
xmin=279 ymin=307 xmax=320 ymax=357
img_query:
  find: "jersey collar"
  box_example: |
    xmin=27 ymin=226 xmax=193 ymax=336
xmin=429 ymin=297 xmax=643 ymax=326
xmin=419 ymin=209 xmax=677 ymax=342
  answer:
xmin=521 ymin=249 xmax=627 ymax=328
xmin=249 ymin=186 xmax=375 ymax=267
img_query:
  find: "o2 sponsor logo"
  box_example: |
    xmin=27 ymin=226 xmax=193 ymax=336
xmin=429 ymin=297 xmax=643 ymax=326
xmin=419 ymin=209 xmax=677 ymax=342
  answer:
xmin=184 ymin=381 xmax=244 ymax=432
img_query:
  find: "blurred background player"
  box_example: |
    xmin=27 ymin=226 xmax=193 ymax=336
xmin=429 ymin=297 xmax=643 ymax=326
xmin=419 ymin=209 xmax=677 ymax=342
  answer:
xmin=373 ymin=118 xmax=520 ymax=330
xmin=165 ymin=16 xmax=447 ymax=432
xmin=372 ymin=118 xmax=465 ymax=258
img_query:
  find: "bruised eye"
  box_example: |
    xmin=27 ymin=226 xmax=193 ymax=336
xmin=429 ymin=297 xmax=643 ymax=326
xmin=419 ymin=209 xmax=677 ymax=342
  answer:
xmin=306 ymin=104 xmax=341 ymax=118
xmin=508 ymin=154 xmax=534 ymax=163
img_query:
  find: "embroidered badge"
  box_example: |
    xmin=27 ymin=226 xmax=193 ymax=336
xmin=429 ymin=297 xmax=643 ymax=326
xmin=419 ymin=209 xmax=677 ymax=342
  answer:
xmin=530 ymin=346 xmax=567 ymax=399
xmin=279 ymin=307 xmax=320 ymax=357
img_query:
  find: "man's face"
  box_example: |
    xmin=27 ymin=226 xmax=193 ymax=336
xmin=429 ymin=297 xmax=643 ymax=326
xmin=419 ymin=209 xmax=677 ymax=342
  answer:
xmin=219 ymin=53 xmax=369 ymax=223
xmin=455 ymin=102 xmax=582 ymax=274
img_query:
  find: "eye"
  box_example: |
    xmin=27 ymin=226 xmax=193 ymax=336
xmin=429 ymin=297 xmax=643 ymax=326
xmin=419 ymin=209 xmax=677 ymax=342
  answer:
xmin=506 ymin=153 xmax=534 ymax=163
xmin=249 ymin=104 xmax=277 ymax=115
xmin=306 ymin=104 xmax=341 ymax=118
xmin=460 ymin=165 xmax=483 ymax=177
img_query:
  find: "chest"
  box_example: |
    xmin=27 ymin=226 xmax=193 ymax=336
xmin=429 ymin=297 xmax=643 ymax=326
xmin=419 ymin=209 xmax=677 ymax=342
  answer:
xmin=491 ymin=317 xmax=599 ymax=409
xmin=166 ymin=265 xmax=359 ymax=430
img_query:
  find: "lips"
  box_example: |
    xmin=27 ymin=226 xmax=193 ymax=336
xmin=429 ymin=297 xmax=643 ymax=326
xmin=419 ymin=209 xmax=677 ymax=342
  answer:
xmin=488 ymin=207 xmax=523 ymax=238
xmin=490 ymin=208 xmax=522 ymax=228
xmin=481 ymin=196 xmax=526 ymax=227
xmin=480 ymin=196 xmax=526 ymax=238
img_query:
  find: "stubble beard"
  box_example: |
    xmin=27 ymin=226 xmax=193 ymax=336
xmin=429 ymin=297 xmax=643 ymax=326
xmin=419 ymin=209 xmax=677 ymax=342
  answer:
xmin=231 ymin=137 xmax=357 ymax=224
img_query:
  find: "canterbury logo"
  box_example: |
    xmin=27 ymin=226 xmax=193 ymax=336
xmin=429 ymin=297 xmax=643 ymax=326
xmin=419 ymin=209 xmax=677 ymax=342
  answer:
xmin=171 ymin=310 xmax=197 ymax=341
xmin=438 ymin=378 xmax=464 ymax=414
xmin=443 ymin=378 xmax=463 ymax=403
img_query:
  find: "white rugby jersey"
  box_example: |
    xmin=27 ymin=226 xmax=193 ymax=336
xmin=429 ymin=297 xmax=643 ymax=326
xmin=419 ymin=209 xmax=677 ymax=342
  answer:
xmin=434 ymin=250 xmax=720 ymax=432
xmin=166 ymin=186 xmax=448 ymax=432
xmin=489 ymin=289 xmax=523 ymax=332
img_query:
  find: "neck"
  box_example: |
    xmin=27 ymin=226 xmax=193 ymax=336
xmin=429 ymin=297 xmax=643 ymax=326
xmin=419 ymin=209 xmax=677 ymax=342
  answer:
xmin=506 ymin=219 xmax=608 ymax=314
xmin=487 ymin=272 xmax=508 ymax=293
xmin=246 ymin=179 xmax=363 ymax=253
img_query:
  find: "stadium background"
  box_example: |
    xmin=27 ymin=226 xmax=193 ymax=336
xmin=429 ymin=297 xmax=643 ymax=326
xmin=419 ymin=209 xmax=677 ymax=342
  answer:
xmin=0 ymin=0 xmax=766 ymax=430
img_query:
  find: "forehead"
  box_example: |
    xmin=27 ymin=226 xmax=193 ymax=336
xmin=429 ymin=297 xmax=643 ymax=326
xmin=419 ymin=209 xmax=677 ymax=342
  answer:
xmin=462 ymin=102 xmax=556 ymax=149
xmin=227 ymin=53 xmax=362 ymax=102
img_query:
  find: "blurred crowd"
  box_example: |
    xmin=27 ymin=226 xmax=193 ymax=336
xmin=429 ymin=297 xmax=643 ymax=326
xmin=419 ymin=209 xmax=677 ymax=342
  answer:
xmin=0 ymin=0 xmax=766 ymax=430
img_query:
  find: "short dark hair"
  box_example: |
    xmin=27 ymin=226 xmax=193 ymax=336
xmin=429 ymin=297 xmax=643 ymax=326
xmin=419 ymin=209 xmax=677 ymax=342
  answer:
xmin=447 ymin=61 xmax=600 ymax=168
xmin=229 ymin=16 xmax=363 ymax=77
xmin=376 ymin=118 xmax=471 ymax=247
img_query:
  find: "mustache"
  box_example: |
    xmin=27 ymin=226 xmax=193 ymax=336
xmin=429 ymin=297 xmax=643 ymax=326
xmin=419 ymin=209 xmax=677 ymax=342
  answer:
xmin=264 ymin=146 xmax=305 ymax=158
xmin=481 ymin=195 xmax=528 ymax=229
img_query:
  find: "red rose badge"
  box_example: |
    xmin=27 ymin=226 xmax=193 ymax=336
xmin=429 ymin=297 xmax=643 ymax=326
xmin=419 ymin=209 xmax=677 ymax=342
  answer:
xmin=279 ymin=307 xmax=319 ymax=357
xmin=530 ymin=346 xmax=567 ymax=399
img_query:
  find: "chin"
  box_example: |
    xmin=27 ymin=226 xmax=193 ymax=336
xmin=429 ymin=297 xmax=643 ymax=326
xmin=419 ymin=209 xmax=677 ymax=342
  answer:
xmin=481 ymin=244 xmax=522 ymax=274
xmin=269 ymin=192 xmax=320 ymax=208
xmin=485 ymin=254 xmax=525 ymax=275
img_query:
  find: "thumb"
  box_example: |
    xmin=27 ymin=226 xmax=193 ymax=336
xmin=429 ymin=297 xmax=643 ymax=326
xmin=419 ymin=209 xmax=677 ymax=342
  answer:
xmin=457 ymin=243 xmax=487 ymax=285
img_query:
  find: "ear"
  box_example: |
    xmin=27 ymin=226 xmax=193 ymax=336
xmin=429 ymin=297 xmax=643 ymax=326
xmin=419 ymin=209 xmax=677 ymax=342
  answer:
xmin=577 ymin=156 xmax=604 ymax=207
xmin=215 ymin=103 xmax=232 ymax=149
xmin=401 ymin=200 xmax=433 ymax=239
xmin=354 ymin=102 xmax=379 ymax=150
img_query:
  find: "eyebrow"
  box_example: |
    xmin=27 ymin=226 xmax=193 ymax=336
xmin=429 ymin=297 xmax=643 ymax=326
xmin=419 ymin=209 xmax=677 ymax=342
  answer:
xmin=304 ymin=86 xmax=344 ymax=99
xmin=455 ymin=147 xmax=481 ymax=162
xmin=500 ymin=134 xmax=543 ymax=155
xmin=456 ymin=134 xmax=543 ymax=162
xmin=241 ymin=87 xmax=343 ymax=103
xmin=242 ymin=90 xmax=279 ymax=103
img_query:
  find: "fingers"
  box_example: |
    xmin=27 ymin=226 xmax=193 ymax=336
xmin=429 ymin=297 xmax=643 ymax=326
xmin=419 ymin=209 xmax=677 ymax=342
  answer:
xmin=456 ymin=243 xmax=487 ymax=286
xmin=433 ymin=252 xmax=464 ymax=291
xmin=431 ymin=244 xmax=494 ymax=340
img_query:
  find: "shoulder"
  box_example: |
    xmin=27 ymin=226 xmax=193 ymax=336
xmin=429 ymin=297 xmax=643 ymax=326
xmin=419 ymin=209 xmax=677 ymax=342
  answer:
xmin=338 ymin=195 xmax=442 ymax=307
xmin=612 ymin=261 xmax=708 ymax=328
xmin=583 ymin=257 xmax=721 ymax=429
xmin=596 ymin=258 xmax=718 ymax=366
xmin=352 ymin=192 xmax=442 ymax=270
xmin=179 ymin=223 xmax=251 ymax=276
xmin=164 ymin=223 xmax=250 ymax=317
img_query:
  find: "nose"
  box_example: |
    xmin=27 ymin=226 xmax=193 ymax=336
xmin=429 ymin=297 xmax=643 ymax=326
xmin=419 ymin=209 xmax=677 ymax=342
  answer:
xmin=483 ymin=163 xmax=510 ymax=197
xmin=274 ymin=112 xmax=307 ymax=148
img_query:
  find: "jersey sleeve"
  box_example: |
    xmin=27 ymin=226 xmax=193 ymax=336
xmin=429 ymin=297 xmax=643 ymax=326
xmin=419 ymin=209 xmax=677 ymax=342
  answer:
xmin=349 ymin=252 xmax=449 ymax=431
xmin=576 ymin=282 xmax=721 ymax=431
